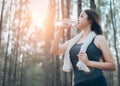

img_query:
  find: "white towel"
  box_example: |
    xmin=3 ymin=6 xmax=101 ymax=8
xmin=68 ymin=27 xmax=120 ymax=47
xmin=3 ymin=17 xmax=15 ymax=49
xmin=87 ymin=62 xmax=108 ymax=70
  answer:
xmin=63 ymin=31 xmax=96 ymax=72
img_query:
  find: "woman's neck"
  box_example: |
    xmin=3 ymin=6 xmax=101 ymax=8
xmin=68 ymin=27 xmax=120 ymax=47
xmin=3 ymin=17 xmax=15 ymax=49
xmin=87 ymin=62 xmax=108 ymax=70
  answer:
xmin=81 ymin=25 xmax=91 ymax=38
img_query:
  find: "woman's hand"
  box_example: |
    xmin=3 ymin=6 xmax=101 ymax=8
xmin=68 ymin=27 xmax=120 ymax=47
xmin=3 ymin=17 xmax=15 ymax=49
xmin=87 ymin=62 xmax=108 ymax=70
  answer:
xmin=77 ymin=52 xmax=90 ymax=65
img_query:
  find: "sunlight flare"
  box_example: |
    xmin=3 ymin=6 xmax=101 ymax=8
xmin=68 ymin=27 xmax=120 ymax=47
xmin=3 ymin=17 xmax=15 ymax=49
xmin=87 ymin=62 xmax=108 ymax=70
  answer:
xmin=29 ymin=0 xmax=49 ymax=28
xmin=32 ymin=12 xmax=45 ymax=27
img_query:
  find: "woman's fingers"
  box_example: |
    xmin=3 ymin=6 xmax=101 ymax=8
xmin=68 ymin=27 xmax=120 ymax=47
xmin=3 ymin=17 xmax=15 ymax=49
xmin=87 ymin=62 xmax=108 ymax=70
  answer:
xmin=77 ymin=52 xmax=84 ymax=56
xmin=77 ymin=52 xmax=87 ymax=60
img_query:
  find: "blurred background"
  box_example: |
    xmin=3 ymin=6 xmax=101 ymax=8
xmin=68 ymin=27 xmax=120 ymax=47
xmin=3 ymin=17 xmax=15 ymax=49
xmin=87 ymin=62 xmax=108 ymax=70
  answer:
xmin=0 ymin=0 xmax=120 ymax=86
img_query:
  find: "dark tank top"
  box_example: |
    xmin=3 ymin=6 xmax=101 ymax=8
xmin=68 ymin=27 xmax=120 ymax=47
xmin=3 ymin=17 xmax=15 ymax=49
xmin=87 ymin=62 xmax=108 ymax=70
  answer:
xmin=69 ymin=38 xmax=103 ymax=85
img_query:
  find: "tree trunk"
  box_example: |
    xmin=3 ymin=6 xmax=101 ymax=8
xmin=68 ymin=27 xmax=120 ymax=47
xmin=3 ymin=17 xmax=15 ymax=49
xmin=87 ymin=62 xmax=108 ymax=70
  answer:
xmin=13 ymin=33 xmax=19 ymax=86
xmin=66 ymin=0 xmax=71 ymax=40
xmin=110 ymin=0 xmax=119 ymax=86
xmin=8 ymin=49 xmax=14 ymax=86
xmin=1 ymin=0 xmax=12 ymax=84
xmin=0 ymin=0 xmax=5 ymax=46
xmin=61 ymin=1 xmax=66 ymax=85
xmin=77 ymin=0 xmax=82 ymax=18
xmin=55 ymin=56 xmax=61 ymax=86
xmin=54 ymin=0 xmax=61 ymax=85
xmin=2 ymin=36 xmax=9 ymax=86
xmin=42 ymin=0 xmax=55 ymax=85
xmin=61 ymin=0 xmax=65 ymax=19
xmin=90 ymin=0 xmax=96 ymax=10
xmin=77 ymin=0 xmax=82 ymax=33
xmin=19 ymin=59 xmax=24 ymax=86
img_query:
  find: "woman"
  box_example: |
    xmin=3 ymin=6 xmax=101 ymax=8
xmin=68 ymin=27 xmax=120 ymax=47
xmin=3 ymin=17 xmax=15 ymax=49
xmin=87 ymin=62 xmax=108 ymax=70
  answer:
xmin=50 ymin=9 xmax=116 ymax=86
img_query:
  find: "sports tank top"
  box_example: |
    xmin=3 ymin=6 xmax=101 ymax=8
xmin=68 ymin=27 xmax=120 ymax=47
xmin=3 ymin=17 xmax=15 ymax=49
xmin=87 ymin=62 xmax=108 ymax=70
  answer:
xmin=69 ymin=38 xmax=103 ymax=85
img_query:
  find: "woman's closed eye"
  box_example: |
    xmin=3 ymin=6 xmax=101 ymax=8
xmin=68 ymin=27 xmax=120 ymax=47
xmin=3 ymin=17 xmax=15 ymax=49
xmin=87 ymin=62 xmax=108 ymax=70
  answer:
xmin=80 ymin=14 xmax=84 ymax=17
xmin=80 ymin=15 xmax=83 ymax=18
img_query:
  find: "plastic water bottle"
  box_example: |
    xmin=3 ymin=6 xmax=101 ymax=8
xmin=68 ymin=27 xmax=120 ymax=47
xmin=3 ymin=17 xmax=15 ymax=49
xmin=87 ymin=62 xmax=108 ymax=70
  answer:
xmin=54 ymin=19 xmax=79 ymax=27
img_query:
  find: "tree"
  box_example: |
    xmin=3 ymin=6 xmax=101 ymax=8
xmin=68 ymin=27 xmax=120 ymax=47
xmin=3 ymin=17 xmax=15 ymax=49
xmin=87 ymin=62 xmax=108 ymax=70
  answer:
xmin=0 ymin=0 xmax=5 ymax=46
xmin=77 ymin=0 xmax=82 ymax=18
xmin=1 ymin=0 xmax=13 ymax=85
xmin=90 ymin=0 xmax=96 ymax=10
xmin=42 ymin=0 xmax=56 ymax=86
xmin=110 ymin=0 xmax=119 ymax=86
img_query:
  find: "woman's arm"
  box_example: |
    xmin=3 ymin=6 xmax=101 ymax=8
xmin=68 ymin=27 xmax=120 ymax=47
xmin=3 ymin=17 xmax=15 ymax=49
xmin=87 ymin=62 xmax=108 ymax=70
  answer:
xmin=87 ymin=35 xmax=116 ymax=71
xmin=50 ymin=27 xmax=70 ymax=57
xmin=78 ymin=35 xmax=116 ymax=71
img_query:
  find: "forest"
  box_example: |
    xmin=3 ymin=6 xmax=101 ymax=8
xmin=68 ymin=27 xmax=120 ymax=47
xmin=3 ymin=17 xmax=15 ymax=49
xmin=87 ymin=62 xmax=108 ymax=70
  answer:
xmin=0 ymin=0 xmax=120 ymax=86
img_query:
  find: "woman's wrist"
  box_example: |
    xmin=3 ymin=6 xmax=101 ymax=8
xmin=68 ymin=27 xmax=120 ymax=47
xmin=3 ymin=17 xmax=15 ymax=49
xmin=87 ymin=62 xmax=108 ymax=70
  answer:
xmin=87 ymin=61 xmax=95 ymax=68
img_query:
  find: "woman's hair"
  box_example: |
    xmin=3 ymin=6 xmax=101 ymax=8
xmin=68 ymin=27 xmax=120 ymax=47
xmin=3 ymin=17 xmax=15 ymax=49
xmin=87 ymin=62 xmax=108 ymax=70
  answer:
xmin=84 ymin=9 xmax=103 ymax=35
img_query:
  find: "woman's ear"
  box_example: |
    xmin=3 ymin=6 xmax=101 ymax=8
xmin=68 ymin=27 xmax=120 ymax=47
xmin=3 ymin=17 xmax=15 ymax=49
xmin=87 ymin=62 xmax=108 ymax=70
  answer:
xmin=89 ymin=20 xmax=93 ymax=24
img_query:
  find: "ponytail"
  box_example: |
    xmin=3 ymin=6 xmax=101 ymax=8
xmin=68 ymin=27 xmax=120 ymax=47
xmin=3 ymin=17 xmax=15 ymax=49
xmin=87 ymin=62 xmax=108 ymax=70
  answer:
xmin=91 ymin=22 xmax=103 ymax=35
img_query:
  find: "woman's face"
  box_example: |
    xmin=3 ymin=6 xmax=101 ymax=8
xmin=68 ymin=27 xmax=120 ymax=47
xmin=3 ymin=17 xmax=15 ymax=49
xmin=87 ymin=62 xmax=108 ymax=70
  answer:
xmin=77 ymin=11 xmax=91 ymax=30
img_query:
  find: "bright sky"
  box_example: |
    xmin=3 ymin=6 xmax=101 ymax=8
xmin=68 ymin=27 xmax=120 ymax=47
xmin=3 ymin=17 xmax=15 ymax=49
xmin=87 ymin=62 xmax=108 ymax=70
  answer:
xmin=29 ymin=0 xmax=49 ymax=27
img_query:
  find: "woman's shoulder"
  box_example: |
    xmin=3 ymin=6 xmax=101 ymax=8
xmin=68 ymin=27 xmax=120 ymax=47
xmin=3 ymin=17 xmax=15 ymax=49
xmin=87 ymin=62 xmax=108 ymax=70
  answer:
xmin=95 ymin=35 xmax=106 ymax=42
xmin=94 ymin=35 xmax=107 ymax=49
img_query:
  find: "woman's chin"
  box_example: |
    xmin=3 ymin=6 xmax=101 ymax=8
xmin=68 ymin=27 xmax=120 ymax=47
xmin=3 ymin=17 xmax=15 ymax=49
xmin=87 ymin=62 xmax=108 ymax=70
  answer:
xmin=77 ymin=27 xmax=82 ymax=30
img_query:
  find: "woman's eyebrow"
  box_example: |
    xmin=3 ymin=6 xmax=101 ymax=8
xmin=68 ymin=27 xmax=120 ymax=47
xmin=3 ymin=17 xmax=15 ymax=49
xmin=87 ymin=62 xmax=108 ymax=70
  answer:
xmin=80 ymin=12 xmax=84 ymax=15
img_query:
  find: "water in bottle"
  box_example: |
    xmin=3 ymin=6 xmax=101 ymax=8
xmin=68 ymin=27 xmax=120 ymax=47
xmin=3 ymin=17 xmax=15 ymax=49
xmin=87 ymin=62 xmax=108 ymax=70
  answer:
xmin=54 ymin=19 xmax=79 ymax=27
